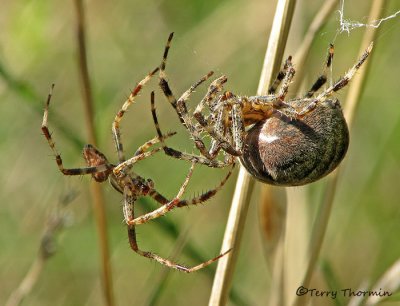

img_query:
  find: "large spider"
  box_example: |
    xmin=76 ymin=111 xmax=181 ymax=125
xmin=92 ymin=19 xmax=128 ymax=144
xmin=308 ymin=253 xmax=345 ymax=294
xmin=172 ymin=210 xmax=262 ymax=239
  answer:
xmin=41 ymin=68 xmax=234 ymax=273
xmin=154 ymin=33 xmax=373 ymax=186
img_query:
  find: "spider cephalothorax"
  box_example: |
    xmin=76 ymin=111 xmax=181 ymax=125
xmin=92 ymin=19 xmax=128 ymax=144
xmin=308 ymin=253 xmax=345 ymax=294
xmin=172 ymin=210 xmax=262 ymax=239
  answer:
xmin=152 ymin=33 xmax=372 ymax=186
xmin=82 ymin=144 xmax=113 ymax=182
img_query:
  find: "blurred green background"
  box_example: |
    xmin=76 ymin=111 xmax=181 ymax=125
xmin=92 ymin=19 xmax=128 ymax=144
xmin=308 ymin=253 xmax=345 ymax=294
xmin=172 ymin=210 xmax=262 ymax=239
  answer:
xmin=1 ymin=0 xmax=399 ymax=305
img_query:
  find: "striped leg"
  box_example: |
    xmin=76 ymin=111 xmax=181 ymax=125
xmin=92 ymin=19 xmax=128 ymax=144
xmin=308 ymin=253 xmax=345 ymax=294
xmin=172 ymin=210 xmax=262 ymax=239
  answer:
xmin=193 ymin=75 xmax=227 ymax=115
xmin=112 ymin=67 xmax=159 ymax=162
xmin=193 ymin=92 xmax=244 ymax=157
xmin=133 ymin=132 xmax=176 ymax=156
xmin=298 ymin=42 xmax=373 ymax=116
xmin=127 ymin=163 xmax=195 ymax=225
xmin=304 ymin=44 xmax=334 ymax=98
xmin=42 ymin=84 xmax=110 ymax=176
xmin=158 ymin=33 xmax=217 ymax=159
xmin=277 ymin=56 xmax=296 ymax=100
xmin=175 ymin=75 xmax=241 ymax=159
xmin=268 ymin=56 xmax=292 ymax=94
xmin=207 ymin=106 xmax=228 ymax=158
xmin=175 ymin=71 xmax=218 ymax=159
xmin=113 ymin=148 xmax=163 ymax=176
xmin=127 ymin=223 xmax=230 ymax=273
xmin=158 ymin=33 xmax=180 ymax=115
xmin=151 ymin=91 xmax=231 ymax=168
xmin=158 ymin=33 xmax=239 ymax=162
xmin=127 ymin=163 xmax=235 ymax=225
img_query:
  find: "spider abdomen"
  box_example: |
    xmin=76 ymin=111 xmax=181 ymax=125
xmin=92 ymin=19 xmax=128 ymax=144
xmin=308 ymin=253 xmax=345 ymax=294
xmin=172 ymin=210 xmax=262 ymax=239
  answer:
xmin=240 ymin=99 xmax=349 ymax=186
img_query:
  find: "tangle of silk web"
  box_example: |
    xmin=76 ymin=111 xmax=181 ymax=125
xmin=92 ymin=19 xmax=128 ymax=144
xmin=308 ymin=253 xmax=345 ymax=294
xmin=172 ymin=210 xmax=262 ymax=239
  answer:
xmin=338 ymin=0 xmax=400 ymax=35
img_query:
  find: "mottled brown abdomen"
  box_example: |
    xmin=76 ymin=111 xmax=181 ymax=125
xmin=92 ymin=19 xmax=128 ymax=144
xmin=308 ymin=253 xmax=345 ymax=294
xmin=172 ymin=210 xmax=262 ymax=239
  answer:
xmin=240 ymin=99 xmax=349 ymax=186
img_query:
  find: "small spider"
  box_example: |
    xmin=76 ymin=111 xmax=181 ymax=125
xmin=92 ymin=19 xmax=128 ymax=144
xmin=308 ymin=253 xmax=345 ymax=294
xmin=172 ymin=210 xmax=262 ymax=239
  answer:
xmin=154 ymin=33 xmax=373 ymax=186
xmin=41 ymin=68 xmax=234 ymax=273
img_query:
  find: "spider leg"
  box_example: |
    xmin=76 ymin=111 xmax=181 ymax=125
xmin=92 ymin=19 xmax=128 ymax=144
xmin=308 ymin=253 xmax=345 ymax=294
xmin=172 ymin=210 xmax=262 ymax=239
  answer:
xmin=277 ymin=56 xmax=295 ymax=100
xmin=158 ymin=32 xmax=181 ymax=116
xmin=211 ymin=118 xmax=237 ymax=165
xmin=191 ymin=78 xmax=244 ymax=157
xmin=127 ymin=162 xmax=195 ymax=225
xmin=199 ymin=92 xmax=246 ymax=157
xmin=193 ymin=75 xmax=227 ymax=116
xmin=304 ymin=44 xmax=334 ymax=98
xmin=112 ymin=67 xmax=159 ymax=163
xmin=128 ymin=162 xmax=234 ymax=225
xmin=127 ymin=225 xmax=230 ymax=273
xmin=158 ymin=33 xmax=239 ymax=161
xmin=158 ymin=33 xmax=220 ymax=159
xmin=175 ymin=163 xmax=235 ymax=207
xmin=298 ymin=42 xmax=373 ymax=116
xmin=323 ymin=42 xmax=372 ymax=95
xmin=124 ymin=187 xmax=231 ymax=273
xmin=133 ymin=132 xmax=176 ymax=156
xmin=231 ymin=95 xmax=245 ymax=153
xmin=42 ymin=85 xmax=110 ymax=176
xmin=192 ymin=99 xmax=241 ymax=157
xmin=176 ymin=74 xmax=239 ymax=159
xmin=113 ymin=147 xmax=163 ymax=176
xmin=193 ymin=77 xmax=241 ymax=155
xmin=175 ymin=71 xmax=218 ymax=159
xmin=268 ymin=56 xmax=292 ymax=94
xmin=208 ymin=106 xmax=228 ymax=158
xmin=150 ymin=91 xmax=231 ymax=168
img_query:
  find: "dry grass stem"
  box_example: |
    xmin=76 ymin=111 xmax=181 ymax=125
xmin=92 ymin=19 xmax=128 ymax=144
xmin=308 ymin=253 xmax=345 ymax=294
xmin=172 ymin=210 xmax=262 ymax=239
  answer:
xmin=290 ymin=0 xmax=339 ymax=94
xmin=73 ymin=1 xmax=115 ymax=305
xmin=258 ymin=185 xmax=287 ymax=259
xmin=259 ymin=2 xmax=339 ymax=294
xmin=347 ymin=281 xmax=370 ymax=306
xmin=6 ymin=193 xmax=77 ymax=306
xmin=365 ymin=259 xmax=400 ymax=306
xmin=293 ymin=1 xmax=383 ymax=306
xmin=208 ymin=0 xmax=297 ymax=305
xmin=209 ymin=167 xmax=255 ymax=306
xmin=6 ymin=257 xmax=45 ymax=306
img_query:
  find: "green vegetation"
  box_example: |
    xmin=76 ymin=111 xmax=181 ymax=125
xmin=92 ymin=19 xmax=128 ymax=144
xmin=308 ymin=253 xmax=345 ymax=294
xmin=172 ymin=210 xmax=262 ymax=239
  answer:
xmin=1 ymin=1 xmax=399 ymax=305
